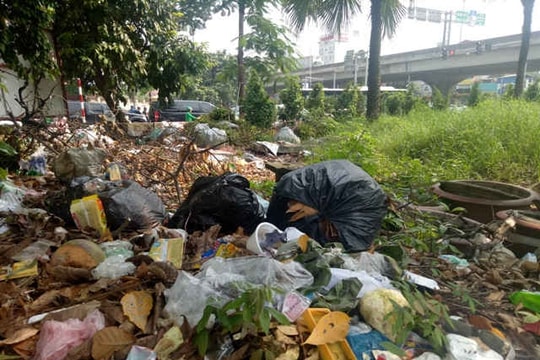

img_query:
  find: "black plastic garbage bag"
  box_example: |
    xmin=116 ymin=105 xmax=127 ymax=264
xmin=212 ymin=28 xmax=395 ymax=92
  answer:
xmin=266 ymin=160 xmax=387 ymax=252
xmin=167 ymin=173 xmax=265 ymax=234
xmin=98 ymin=180 xmax=168 ymax=231
xmin=46 ymin=177 xmax=167 ymax=231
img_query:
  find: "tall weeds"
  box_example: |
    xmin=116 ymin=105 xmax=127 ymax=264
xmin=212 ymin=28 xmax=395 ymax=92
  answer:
xmin=311 ymin=99 xmax=540 ymax=198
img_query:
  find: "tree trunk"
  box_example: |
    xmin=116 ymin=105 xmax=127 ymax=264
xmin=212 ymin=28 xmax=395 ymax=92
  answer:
xmin=237 ymin=1 xmax=246 ymax=103
xmin=515 ymin=0 xmax=535 ymax=98
xmin=366 ymin=0 xmax=382 ymax=121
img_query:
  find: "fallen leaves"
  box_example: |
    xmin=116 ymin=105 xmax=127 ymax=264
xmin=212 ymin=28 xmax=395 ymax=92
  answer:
xmin=286 ymin=201 xmax=319 ymax=222
xmin=121 ymin=291 xmax=153 ymax=332
xmin=91 ymin=326 xmax=135 ymax=360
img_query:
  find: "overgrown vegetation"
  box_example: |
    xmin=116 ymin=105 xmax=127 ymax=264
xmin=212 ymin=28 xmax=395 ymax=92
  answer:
xmin=243 ymin=71 xmax=276 ymax=128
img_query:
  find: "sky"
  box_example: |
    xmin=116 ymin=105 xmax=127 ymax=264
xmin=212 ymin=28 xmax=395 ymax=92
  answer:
xmin=193 ymin=0 xmax=540 ymax=59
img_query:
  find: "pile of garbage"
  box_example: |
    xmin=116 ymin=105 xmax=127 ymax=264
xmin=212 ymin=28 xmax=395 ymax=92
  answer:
xmin=1 ymin=140 xmax=539 ymax=360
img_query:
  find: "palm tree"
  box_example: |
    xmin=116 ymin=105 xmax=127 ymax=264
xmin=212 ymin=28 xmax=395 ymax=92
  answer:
xmin=282 ymin=0 xmax=405 ymax=120
xmin=514 ymin=0 xmax=535 ymax=98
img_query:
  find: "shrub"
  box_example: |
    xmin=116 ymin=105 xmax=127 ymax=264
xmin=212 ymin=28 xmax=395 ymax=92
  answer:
xmin=467 ymin=82 xmax=480 ymax=107
xmin=279 ymin=76 xmax=304 ymax=122
xmin=243 ymin=71 xmax=276 ymax=128
xmin=306 ymin=82 xmax=325 ymax=112
xmin=336 ymin=83 xmax=362 ymax=119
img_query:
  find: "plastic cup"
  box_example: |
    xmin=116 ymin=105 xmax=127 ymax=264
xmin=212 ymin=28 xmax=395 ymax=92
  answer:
xmin=247 ymin=222 xmax=281 ymax=255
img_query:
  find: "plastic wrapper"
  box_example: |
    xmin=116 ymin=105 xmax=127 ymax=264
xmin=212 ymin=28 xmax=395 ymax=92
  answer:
xmin=12 ymin=239 xmax=56 ymax=262
xmin=267 ymin=160 xmax=387 ymax=252
xmin=34 ymin=309 xmax=105 ymax=360
xmin=100 ymin=240 xmax=134 ymax=257
xmin=92 ymin=255 xmax=136 ymax=279
xmin=52 ymin=147 xmax=106 ymax=183
xmin=126 ymin=346 xmax=157 ymax=360
xmin=0 ymin=180 xmax=26 ymax=212
xmin=168 ymin=172 xmax=265 ymax=234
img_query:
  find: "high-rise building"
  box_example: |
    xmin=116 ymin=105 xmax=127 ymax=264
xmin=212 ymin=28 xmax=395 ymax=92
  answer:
xmin=318 ymin=33 xmax=349 ymax=64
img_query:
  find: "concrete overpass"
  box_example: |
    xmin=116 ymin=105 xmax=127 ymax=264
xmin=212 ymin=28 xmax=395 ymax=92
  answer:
xmin=288 ymin=31 xmax=540 ymax=94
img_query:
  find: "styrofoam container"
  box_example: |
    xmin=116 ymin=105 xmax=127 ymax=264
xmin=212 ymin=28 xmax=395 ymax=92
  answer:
xmin=246 ymin=222 xmax=281 ymax=255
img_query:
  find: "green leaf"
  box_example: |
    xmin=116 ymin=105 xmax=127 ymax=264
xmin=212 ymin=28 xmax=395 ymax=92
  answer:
xmin=194 ymin=330 xmax=209 ymax=357
xmin=0 ymin=142 xmax=17 ymax=156
xmin=381 ymin=341 xmax=407 ymax=356
xmin=258 ymin=309 xmax=271 ymax=334
xmin=196 ymin=305 xmax=217 ymax=332
xmin=266 ymin=307 xmax=290 ymax=325
xmin=0 ymin=168 xmax=8 ymax=181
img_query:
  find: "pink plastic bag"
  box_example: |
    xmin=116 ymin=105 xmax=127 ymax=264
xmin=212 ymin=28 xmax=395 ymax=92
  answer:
xmin=34 ymin=309 xmax=105 ymax=360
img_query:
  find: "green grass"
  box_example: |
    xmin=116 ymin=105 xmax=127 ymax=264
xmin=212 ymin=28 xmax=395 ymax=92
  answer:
xmin=310 ymin=99 xmax=540 ymax=201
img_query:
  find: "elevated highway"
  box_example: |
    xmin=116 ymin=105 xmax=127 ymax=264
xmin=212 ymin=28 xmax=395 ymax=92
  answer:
xmin=289 ymin=31 xmax=540 ymax=94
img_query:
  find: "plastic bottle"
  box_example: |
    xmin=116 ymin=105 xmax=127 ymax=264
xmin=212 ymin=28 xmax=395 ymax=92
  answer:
xmin=509 ymin=290 xmax=540 ymax=313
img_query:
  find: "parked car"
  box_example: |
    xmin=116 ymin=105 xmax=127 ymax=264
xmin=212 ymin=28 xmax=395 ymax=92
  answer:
xmin=148 ymin=100 xmax=216 ymax=122
xmin=122 ymin=110 xmax=148 ymax=122
xmin=67 ymin=100 xmax=115 ymax=123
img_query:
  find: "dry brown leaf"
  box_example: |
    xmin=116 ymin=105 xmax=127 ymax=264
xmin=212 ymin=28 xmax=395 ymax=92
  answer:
xmin=0 ymin=327 xmax=38 ymax=345
xmin=496 ymin=313 xmax=523 ymax=331
xmin=275 ymin=345 xmax=300 ymax=360
xmin=468 ymin=314 xmax=494 ymax=330
xmin=286 ymin=201 xmax=318 ymax=222
xmin=277 ymin=325 xmax=299 ymax=336
xmin=297 ymin=235 xmax=309 ymax=253
xmin=121 ymin=291 xmax=153 ymax=332
xmin=91 ymin=326 xmax=135 ymax=360
xmin=486 ymin=290 xmax=506 ymax=302
xmin=275 ymin=328 xmax=298 ymax=345
xmin=12 ymin=337 xmax=37 ymax=358
xmin=304 ymin=311 xmax=350 ymax=345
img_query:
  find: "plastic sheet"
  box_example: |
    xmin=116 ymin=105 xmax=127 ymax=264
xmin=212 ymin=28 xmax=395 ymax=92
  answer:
xmin=198 ymin=256 xmax=314 ymax=296
xmin=168 ymin=172 xmax=265 ymax=234
xmin=267 ymin=160 xmax=387 ymax=252
xmin=324 ymin=268 xmax=395 ymax=299
xmin=164 ymin=256 xmax=314 ymax=326
xmin=274 ymin=126 xmax=301 ymax=144
xmin=34 ymin=309 xmax=105 ymax=360
xmin=194 ymin=123 xmax=227 ymax=148
xmin=164 ymin=271 xmax=229 ymax=327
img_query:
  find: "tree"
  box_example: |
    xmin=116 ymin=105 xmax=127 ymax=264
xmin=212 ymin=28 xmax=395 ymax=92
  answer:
xmin=53 ymin=0 xmax=209 ymax=118
xmin=282 ymin=0 xmax=405 ymax=121
xmin=0 ymin=0 xmax=60 ymax=123
xmin=243 ymin=70 xmax=275 ymax=128
xmin=204 ymin=0 xmax=296 ymax=104
xmin=514 ymin=0 xmax=535 ymax=98
xmin=279 ymin=76 xmax=304 ymax=121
